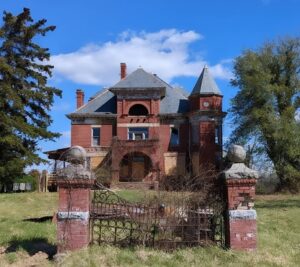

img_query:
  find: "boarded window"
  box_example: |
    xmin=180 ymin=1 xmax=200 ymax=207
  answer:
xmin=92 ymin=127 xmax=100 ymax=146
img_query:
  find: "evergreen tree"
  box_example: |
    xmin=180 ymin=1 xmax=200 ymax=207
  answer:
xmin=0 ymin=8 xmax=61 ymax=186
xmin=229 ymin=38 xmax=300 ymax=192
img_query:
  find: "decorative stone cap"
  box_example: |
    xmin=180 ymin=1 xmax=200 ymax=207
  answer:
xmin=56 ymin=164 xmax=93 ymax=179
xmin=223 ymin=163 xmax=259 ymax=179
xmin=223 ymin=145 xmax=258 ymax=179
xmin=228 ymin=145 xmax=246 ymax=163
xmin=63 ymin=146 xmax=87 ymax=164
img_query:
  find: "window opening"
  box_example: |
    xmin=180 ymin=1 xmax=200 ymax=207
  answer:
xmin=128 ymin=127 xmax=148 ymax=140
xmin=170 ymin=127 xmax=179 ymax=146
xmin=92 ymin=127 xmax=100 ymax=146
xmin=128 ymin=104 xmax=148 ymax=116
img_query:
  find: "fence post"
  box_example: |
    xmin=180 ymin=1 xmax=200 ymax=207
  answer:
xmin=222 ymin=145 xmax=258 ymax=251
xmin=56 ymin=146 xmax=95 ymax=253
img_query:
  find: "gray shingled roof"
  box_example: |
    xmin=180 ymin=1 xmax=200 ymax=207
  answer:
xmin=70 ymin=68 xmax=189 ymax=115
xmin=190 ymin=66 xmax=222 ymax=96
xmin=75 ymin=88 xmax=116 ymax=114
xmin=111 ymin=68 xmax=166 ymax=89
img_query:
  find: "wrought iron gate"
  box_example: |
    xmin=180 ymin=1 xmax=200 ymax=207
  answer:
xmin=90 ymin=183 xmax=224 ymax=249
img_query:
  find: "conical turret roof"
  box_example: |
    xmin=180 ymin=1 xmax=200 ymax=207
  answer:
xmin=190 ymin=66 xmax=222 ymax=96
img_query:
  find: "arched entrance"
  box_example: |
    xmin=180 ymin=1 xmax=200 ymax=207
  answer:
xmin=119 ymin=152 xmax=152 ymax=182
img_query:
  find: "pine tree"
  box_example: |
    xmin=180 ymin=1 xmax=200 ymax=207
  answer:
xmin=229 ymin=38 xmax=300 ymax=192
xmin=0 ymin=8 xmax=61 ymax=186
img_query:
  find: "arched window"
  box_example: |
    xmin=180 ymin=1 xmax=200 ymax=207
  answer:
xmin=128 ymin=104 xmax=148 ymax=116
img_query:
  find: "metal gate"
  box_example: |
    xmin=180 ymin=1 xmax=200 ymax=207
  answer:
xmin=90 ymin=183 xmax=224 ymax=249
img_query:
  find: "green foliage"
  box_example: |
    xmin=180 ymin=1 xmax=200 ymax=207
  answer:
xmin=229 ymin=37 xmax=300 ymax=192
xmin=0 ymin=8 xmax=61 ymax=186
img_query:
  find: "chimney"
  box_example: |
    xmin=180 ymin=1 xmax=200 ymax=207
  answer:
xmin=76 ymin=89 xmax=84 ymax=109
xmin=120 ymin=63 xmax=127 ymax=79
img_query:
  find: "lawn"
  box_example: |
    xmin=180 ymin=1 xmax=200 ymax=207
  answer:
xmin=0 ymin=192 xmax=299 ymax=266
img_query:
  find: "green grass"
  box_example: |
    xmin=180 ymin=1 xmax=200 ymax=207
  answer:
xmin=0 ymin=192 xmax=299 ymax=266
xmin=0 ymin=192 xmax=57 ymax=266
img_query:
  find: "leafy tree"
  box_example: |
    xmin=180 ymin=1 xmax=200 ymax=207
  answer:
xmin=0 ymin=8 xmax=61 ymax=186
xmin=229 ymin=37 xmax=300 ymax=192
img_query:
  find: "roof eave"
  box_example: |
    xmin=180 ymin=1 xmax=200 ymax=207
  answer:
xmin=66 ymin=113 xmax=117 ymax=119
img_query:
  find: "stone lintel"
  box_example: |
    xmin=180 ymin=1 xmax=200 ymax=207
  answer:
xmin=229 ymin=209 xmax=257 ymax=220
xmin=57 ymin=211 xmax=89 ymax=221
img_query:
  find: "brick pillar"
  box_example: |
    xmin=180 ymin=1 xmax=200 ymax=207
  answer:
xmin=222 ymin=145 xmax=258 ymax=251
xmin=57 ymin=178 xmax=94 ymax=253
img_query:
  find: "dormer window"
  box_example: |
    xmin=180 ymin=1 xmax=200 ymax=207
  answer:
xmin=128 ymin=104 xmax=148 ymax=116
xmin=128 ymin=127 xmax=148 ymax=140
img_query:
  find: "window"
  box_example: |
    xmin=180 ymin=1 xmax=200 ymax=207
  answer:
xmin=92 ymin=127 xmax=100 ymax=146
xmin=128 ymin=104 xmax=148 ymax=116
xmin=170 ymin=127 xmax=179 ymax=146
xmin=128 ymin=127 xmax=148 ymax=140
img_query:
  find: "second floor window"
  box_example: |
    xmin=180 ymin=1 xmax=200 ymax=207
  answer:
xmin=170 ymin=127 xmax=179 ymax=146
xmin=92 ymin=127 xmax=100 ymax=146
xmin=128 ymin=127 xmax=148 ymax=140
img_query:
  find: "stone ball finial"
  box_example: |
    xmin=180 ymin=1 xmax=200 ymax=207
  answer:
xmin=63 ymin=146 xmax=87 ymax=164
xmin=228 ymin=145 xmax=246 ymax=163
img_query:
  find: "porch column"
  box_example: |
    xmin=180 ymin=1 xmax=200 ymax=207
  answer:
xmin=222 ymin=145 xmax=258 ymax=251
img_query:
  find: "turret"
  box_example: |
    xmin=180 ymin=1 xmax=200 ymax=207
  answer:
xmin=189 ymin=65 xmax=222 ymax=112
xmin=189 ymin=66 xmax=224 ymax=171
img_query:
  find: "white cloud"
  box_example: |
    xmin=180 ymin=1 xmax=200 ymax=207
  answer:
xmin=50 ymin=29 xmax=232 ymax=86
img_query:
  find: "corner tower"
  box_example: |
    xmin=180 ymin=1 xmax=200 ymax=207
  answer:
xmin=189 ymin=66 xmax=225 ymax=173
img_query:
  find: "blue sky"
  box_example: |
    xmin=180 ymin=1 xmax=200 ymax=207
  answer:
xmin=1 ymin=0 xmax=300 ymax=170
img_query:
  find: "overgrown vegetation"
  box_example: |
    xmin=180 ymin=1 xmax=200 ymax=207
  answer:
xmin=0 ymin=192 xmax=299 ymax=266
xmin=229 ymin=37 xmax=300 ymax=192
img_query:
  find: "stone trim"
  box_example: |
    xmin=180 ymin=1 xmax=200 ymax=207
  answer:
xmin=118 ymin=123 xmax=160 ymax=127
xmin=229 ymin=210 xmax=257 ymax=220
xmin=57 ymin=211 xmax=89 ymax=221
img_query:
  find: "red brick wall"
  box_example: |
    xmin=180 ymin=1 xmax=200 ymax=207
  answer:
xmin=71 ymin=124 xmax=91 ymax=147
xmin=100 ymin=125 xmax=112 ymax=146
xmin=226 ymin=179 xmax=256 ymax=210
xmin=58 ymin=187 xmax=90 ymax=212
xmin=228 ymin=220 xmax=257 ymax=251
xmin=199 ymin=121 xmax=216 ymax=166
xmin=117 ymin=126 xmax=127 ymax=139
xmin=189 ymin=95 xmax=222 ymax=112
xmin=159 ymin=125 xmax=171 ymax=152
